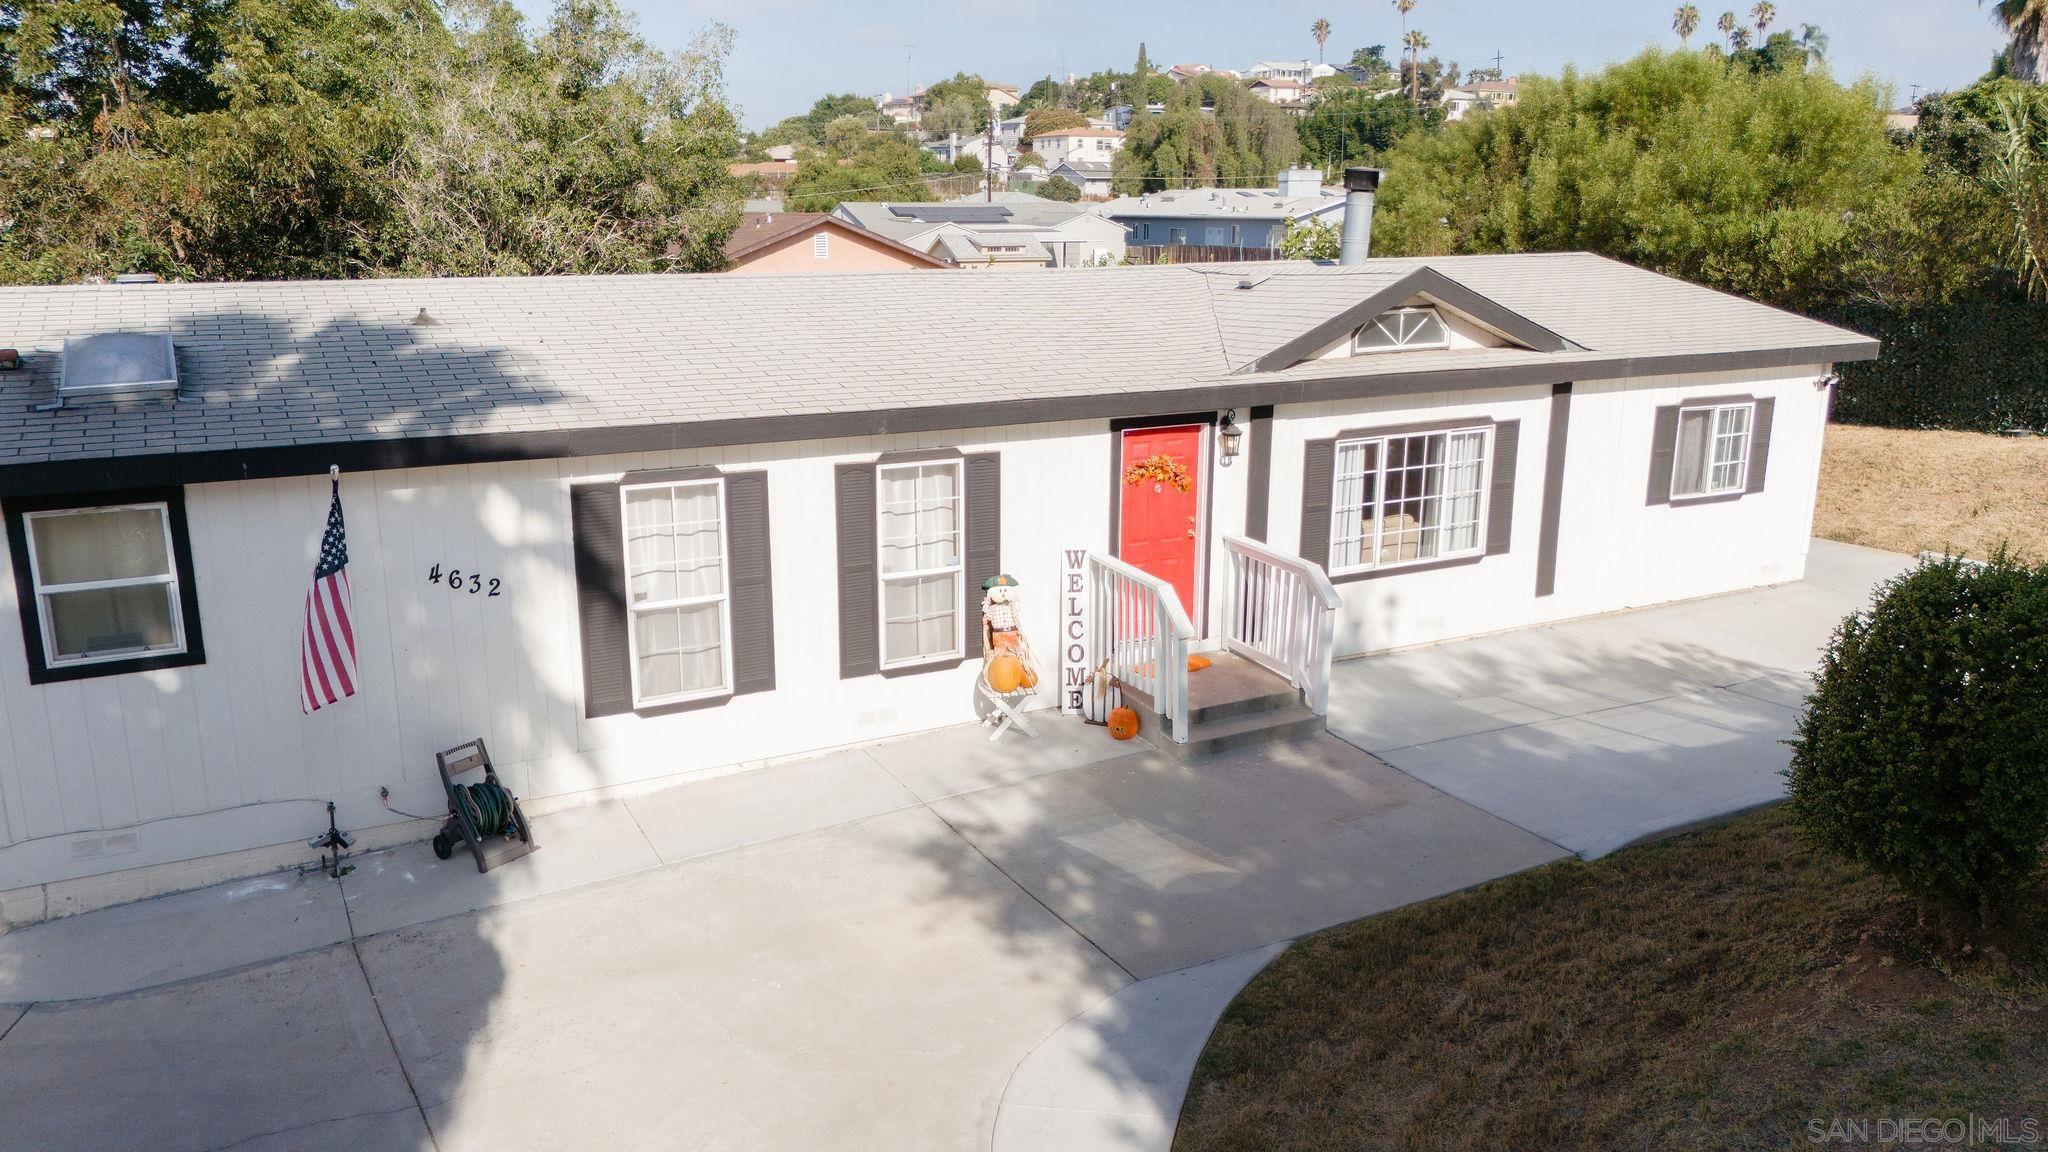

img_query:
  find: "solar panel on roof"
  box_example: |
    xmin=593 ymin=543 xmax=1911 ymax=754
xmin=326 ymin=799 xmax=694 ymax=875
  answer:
xmin=886 ymin=205 xmax=1014 ymax=223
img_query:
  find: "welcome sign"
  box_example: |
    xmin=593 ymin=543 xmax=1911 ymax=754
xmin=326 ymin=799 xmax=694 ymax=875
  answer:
xmin=1059 ymin=547 xmax=1089 ymax=714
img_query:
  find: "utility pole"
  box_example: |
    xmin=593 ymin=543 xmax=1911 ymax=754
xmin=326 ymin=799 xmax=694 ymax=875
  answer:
xmin=985 ymin=106 xmax=997 ymax=201
xmin=1492 ymin=50 xmax=1505 ymax=77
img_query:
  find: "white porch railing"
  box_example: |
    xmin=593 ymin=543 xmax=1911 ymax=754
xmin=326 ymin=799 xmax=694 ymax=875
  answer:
xmin=1086 ymin=553 xmax=1195 ymax=744
xmin=1221 ymin=535 xmax=1342 ymax=715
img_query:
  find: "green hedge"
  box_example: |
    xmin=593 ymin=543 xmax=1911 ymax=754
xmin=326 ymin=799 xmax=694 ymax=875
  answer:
xmin=1813 ymin=295 xmax=2048 ymax=433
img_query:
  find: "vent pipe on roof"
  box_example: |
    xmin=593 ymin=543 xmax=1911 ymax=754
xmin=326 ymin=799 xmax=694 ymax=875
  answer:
xmin=1338 ymin=167 xmax=1382 ymax=266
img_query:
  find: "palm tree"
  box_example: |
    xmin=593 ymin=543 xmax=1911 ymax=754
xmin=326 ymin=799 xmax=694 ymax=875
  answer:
xmin=1750 ymin=1 xmax=1776 ymax=38
xmin=1796 ymin=23 xmax=1829 ymax=66
xmin=1985 ymin=0 xmax=2048 ymax=83
xmin=1403 ymin=29 xmax=1430 ymax=106
xmin=1312 ymin=18 xmax=1332 ymax=64
xmin=1717 ymin=10 xmax=1738 ymax=43
xmin=1673 ymin=5 xmax=1701 ymax=48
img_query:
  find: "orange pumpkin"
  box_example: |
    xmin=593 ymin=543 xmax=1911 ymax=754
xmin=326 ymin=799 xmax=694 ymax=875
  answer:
xmin=987 ymin=654 xmax=1024 ymax=694
xmin=1107 ymin=706 xmax=1140 ymax=740
xmin=1187 ymin=654 xmax=1212 ymax=672
xmin=1020 ymin=664 xmax=1039 ymax=689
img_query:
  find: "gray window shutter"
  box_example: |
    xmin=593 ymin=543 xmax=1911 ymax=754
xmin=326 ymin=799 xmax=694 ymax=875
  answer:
xmin=835 ymin=463 xmax=879 ymax=679
xmin=571 ymin=481 xmax=632 ymax=718
xmin=963 ymin=453 xmax=1001 ymax=659
xmin=1745 ymin=398 xmax=1775 ymax=494
xmin=1245 ymin=406 xmax=1274 ymax=543
xmin=723 ymin=471 xmax=775 ymax=696
xmin=1646 ymin=405 xmax=1680 ymax=506
xmin=1299 ymin=438 xmax=1335 ymax=568
xmin=1486 ymin=420 xmax=1520 ymax=556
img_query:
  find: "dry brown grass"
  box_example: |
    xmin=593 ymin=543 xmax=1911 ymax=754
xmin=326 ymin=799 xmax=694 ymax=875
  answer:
xmin=1173 ymin=808 xmax=2048 ymax=1152
xmin=1816 ymin=425 xmax=2048 ymax=563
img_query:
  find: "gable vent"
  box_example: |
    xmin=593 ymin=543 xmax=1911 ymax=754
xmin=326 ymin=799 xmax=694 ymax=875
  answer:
xmin=59 ymin=332 xmax=178 ymax=404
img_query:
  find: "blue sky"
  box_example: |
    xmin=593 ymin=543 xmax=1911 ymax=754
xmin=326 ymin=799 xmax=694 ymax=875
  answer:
xmin=541 ymin=0 xmax=2010 ymax=130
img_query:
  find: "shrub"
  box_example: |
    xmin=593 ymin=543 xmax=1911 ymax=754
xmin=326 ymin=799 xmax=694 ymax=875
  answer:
xmin=1786 ymin=555 xmax=2048 ymax=916
xmin=1039 ymin=176 xmax=1081 ymax=202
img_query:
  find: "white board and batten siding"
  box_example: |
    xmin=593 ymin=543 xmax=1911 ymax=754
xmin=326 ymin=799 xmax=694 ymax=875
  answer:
xmin=1262 ymin=364 xmax=1834 ymax=658
xmin=0 ymin=364 xmax=1828 ymax=891
xmin=0 ymin=420 xmax=1149 ymax=889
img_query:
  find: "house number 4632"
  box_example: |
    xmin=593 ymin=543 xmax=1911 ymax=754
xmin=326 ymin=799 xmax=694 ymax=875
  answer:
xmin=427 ymin=564 xmax=503 ymax=597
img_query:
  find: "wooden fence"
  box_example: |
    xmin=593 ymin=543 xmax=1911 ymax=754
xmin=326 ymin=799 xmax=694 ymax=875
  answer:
xmin=1124 ymin=244 xmax=1285 ymax=265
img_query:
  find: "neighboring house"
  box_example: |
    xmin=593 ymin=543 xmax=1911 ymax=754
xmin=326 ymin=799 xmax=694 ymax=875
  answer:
xmin=1102 ymin=167 xmax=1340 ymax=248
xmin=995 ymin=115 xmax=1029 ymax=149
xmin=0 ymin=219 xmax=1876 ymax=899
xmin=1167 ymin=63 xmax=1214 ymax=82
xmin=1030 ymin=127 xmax=1124 ymax=166
xmin=1046 ymin=160 xmax=1115 ymax=200
xmin=876 ymin=88 xmax=922 ymax=125
xmin=1886 ymin=107 xmax=1921 ymax=133
xmin=721 ymin=213 xmax=953 ymax=275
xmin=986 ymin=84 xmax=1020 ymax=115
xmin=1248 ymin=77 xmax=1309 ymax=106
xmin=728 ymin=159 xmax=799 ymax=187
xmin=833 ymin=197 xmax=1129 ymax=267
xmin=1442 ymin=77 xmax=1520 ymax=121
xmin=763 ymin=144 xmax=798 ymax=163
xmin=924 ymin=134 xmax=1016 ymax=181
xmin=1243 ymin=59 xmax=1336 ymax=84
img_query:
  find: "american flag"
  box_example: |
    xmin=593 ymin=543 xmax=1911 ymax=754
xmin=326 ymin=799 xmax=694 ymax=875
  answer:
xmin=300 ymin=476 xmax=357 ymax=714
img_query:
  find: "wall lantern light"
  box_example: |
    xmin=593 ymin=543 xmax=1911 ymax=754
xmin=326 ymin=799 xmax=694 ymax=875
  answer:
xmin=1218 ymin=410 xmax=1243 ymax=466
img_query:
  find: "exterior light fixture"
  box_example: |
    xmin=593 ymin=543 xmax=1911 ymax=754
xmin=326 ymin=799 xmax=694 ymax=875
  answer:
xmin=1218 ymin=410 xmax=1243 ymax=466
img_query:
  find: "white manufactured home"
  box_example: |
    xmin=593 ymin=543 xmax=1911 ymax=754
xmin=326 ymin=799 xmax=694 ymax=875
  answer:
xmin=0 ymin=239 xmax=1875 ymax=914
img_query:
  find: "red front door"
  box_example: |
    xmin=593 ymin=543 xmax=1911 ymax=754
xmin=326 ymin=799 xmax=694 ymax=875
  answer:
xmin=1118 ymin=424 xmax=1204 ymax=617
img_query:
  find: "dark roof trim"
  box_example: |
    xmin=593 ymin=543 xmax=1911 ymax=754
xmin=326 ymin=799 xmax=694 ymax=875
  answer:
xmin=0 ymin=341 xmax=1873 ymax=498
xmin=1243 ymin=267 xmax=1574 ymax=373
xmin=724 ymin=216 xmax=953 ymax=268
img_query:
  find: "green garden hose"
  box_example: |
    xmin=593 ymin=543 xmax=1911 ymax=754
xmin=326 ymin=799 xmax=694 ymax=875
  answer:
xmin=453 ymin=779 xmax=517 ymax=838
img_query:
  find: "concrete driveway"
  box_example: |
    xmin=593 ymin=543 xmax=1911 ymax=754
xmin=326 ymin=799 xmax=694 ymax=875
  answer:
xmin=1328 ymin=539 xmax=1916 ymax=857
xmin=0 ymin=718 xmax=1558 ymax=1152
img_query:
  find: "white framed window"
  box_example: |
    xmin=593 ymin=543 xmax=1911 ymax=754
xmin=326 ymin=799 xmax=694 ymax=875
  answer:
xmin=1671 ymin=402 xmax=1753 ymax=499
xmin=1353 ymin=306 xmax=1450 ymax=353
xmin=812 ymin=232 xmax=830 ymax=259
xmin=621 ymin=478 xmax=732 ymax=707
xmin=876 ymin=459 xmax=963 ymax=669
xmin=1329 ymin=426 xmax=1491 ymax=574
xmin=23 ymin=502 xmax=188 ymax=668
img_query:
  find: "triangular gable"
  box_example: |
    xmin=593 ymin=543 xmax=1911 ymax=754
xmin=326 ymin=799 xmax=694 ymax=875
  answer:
xmin=1241 ymin=266 xmax=1573 ymax=374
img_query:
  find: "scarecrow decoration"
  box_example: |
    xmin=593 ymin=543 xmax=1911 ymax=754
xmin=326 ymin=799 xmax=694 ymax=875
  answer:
xmin=977 ymin=573 xmax=1041 ymax=741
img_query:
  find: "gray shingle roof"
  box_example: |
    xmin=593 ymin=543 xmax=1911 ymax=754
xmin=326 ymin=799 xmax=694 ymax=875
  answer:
xmin=0 ymin=254 xmax=1874 ymax=478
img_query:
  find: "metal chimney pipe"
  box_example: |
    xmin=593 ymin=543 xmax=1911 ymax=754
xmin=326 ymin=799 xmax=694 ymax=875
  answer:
xmin=1338 ymin=167 xmax=1383 ymax=266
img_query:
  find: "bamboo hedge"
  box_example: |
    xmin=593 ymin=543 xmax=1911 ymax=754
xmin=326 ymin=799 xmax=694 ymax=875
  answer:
xmin=1815 ymin=295 xmax=2048 ymax=433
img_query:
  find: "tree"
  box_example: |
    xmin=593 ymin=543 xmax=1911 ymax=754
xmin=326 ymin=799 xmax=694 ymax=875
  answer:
xmin=1039 ymin=174 xmax=1081 ymax=201
xmin=1787 ymin=556 xmax=2048 ymax=921
xmin=921 ymin=71 xmax=992 ymax=132
xmin=1403 ymin=30 xmax=1430 ymax=105
xmin=1991 ymin=90 xmax=2048 ymax=299
xmin=1717 ymin=10 xmax=1738 ymax=46
xmin=1393 ymin=0 xmax=1417 ymax=97
xmin=1796 ymin=23 xmax=1828 ymax=66
xmin=1368 ymin=49 xmax=1920 ymax=309
xmin=1985 ymin=0 xmax=2048 ymax=83
xmin=1312 ymin=18 xmax=1332 ymax=64
xmin=1112 ymin=73 xmax=1301 ymax=194
xmin=1347 ymin=45 xmax=1395 ymax=89
xmin=1298 ymin=86 xmax=1433 ymax=168
xmin=0 ymin=0 xmax=748 ymax=282
xmin=1673 ymin=5 xmax=1701 ymax=48
xmin=822 ymin=114 xmax=868 ymax=158
xmin=1279 ymin=216 xmax=1340 ymax=259
xmin=1750 ymin=0 xmax=1775 ymax=38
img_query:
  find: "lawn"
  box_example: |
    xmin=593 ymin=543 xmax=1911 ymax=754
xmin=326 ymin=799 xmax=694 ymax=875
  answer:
xmin=1816 ymin=425 xmax=2048 ymax=563
xmin=1173 ymin=808 xmax=2047 ymax=1151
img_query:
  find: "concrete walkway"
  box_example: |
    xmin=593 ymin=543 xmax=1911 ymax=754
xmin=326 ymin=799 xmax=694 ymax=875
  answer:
xmin=0 ymin=540 xmax=1911 ymax=1152
xmin=1328 ymin=539 xmax=1915 ymax=858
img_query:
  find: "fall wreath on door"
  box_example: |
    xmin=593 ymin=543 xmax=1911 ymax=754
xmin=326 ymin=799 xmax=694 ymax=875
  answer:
xmin=1122 ymin=453 xmax=1193 ymax=493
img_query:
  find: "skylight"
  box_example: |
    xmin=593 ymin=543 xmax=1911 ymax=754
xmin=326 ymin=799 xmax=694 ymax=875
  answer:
xmin=59 ymin=332 xmax=179 ymax=403
xmin=1353 ymin=306 xmax=1449 ymax=353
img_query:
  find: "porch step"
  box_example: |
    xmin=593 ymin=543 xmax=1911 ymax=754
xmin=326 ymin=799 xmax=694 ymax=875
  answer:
xmin=1121 ymin=651 xmax=1326 ymax=758
xmin=1168 ymin=700 xmax=1325 ymax=759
